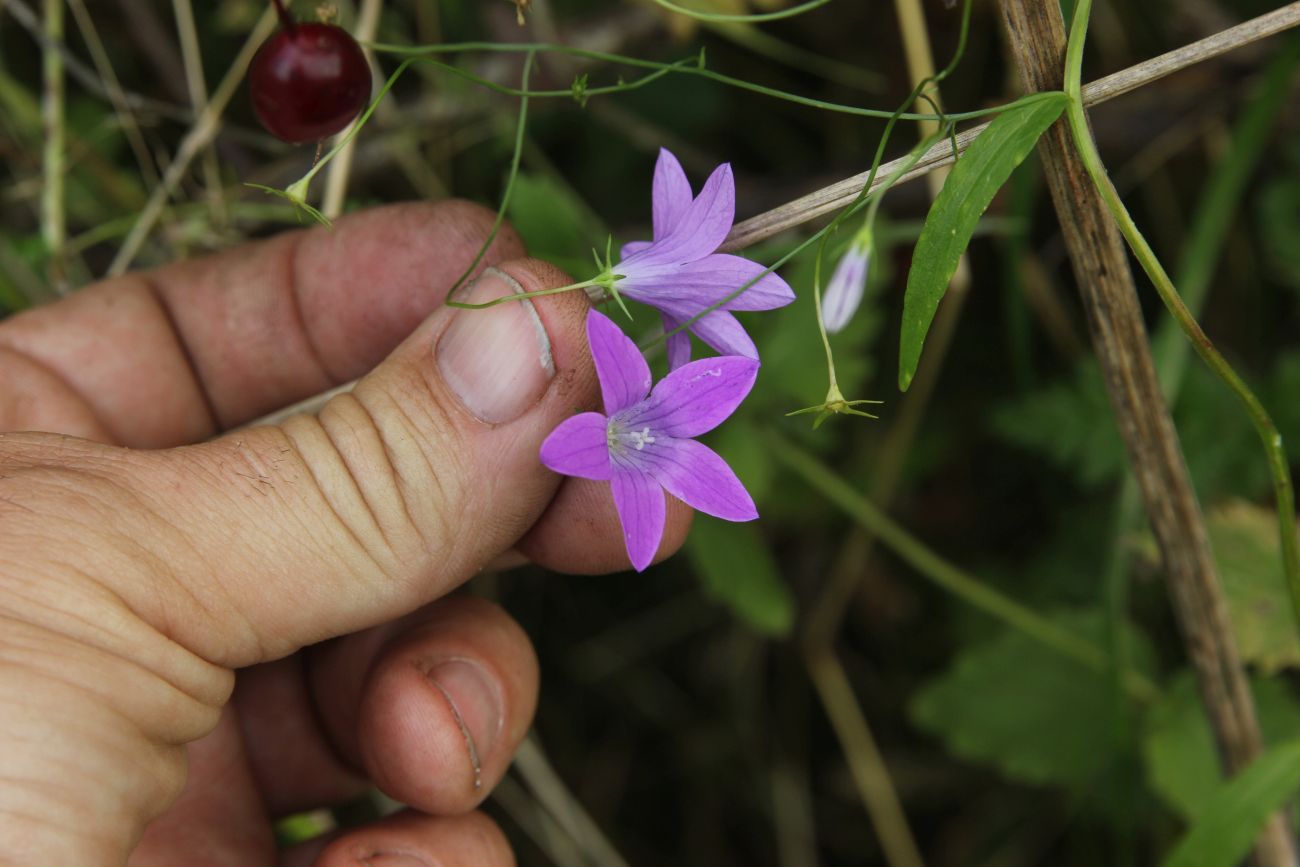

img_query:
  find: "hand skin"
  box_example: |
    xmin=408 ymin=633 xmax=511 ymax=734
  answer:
xmin=0 ymin=201 xmax=692 ymax=867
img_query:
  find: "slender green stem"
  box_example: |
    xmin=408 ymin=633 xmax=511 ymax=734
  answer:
xmin=1065 ymin=0 xmax=1300 ymax=629
xmin=446 ymin=277 xmax=600 ymax=309
xmin=649 ymin=0 xmax=833 ymax=22
xmin=365 ymin=39 xmax=1060 ymax=123
xmin=296 ymin=57 xmax=420 ymax=191
xmin=769 ymin=431 xmax=1156 ymax=700
xmin=444 ymin=50 xmax=535 ymax=303
xmin=809 ymin=237 xmax=839 ymax=393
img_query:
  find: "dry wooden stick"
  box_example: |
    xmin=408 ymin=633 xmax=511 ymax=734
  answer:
xmin=998 ymin=2 xmax=1295 ymax=865
xmin=721 ymin=1 xmax=1300 ymax=252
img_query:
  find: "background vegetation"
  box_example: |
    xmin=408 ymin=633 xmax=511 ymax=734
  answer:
xmin=3 ymin=0 xmax=1300 ymax=864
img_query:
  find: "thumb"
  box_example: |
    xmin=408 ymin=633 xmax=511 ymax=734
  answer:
xmin=4 ymin=260 xmax=594 ymax=669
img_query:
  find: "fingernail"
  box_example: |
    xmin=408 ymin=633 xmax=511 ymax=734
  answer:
xmin=436 ymin=268 xmax=555 ymax=424
xmin=359 ymin=854 xmax=431 ymax=867
xmin=427 ymin=658 xmax=503 ymax=788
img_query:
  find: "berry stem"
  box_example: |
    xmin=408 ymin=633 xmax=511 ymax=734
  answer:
xmin=270 ymin=0 xmax=296 ymax=33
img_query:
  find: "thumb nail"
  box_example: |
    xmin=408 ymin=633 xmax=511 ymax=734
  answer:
xmin=436 ymin=267 xmax=555 ymax=424
xmin=427 ymin=658 xmax=503 ymax=789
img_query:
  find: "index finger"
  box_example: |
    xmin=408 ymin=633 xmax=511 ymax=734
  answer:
xmin=0 ymin=201 xmax=523 ymax=448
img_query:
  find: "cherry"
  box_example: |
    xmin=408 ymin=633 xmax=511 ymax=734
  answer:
xmin=249 ymin=1 xmax=371 ymax=144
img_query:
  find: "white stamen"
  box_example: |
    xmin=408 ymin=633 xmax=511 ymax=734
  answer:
xmin=628 ymin=426 xmax=656 ymax=450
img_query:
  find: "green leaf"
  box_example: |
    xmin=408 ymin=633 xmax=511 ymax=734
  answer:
xmin=712 ymin=422 xmax=775 ymax=505
xmin=990 ymin=359 xmax=1124 ymax=489
xmin=1143 ymin=670 xmax=1300 ymax=821
xmin=688 ymin=517 xmax=794 ymax=637
xmin=1159 ymin=737 xmax=1300 ymax=867
xmin=899 ymin=93 xmax=1068 ymax=391
xmin=910 ymin=609 xmax=1152 ymax=789
xmin=1206 ymin=501 xmax=1300 ymax=673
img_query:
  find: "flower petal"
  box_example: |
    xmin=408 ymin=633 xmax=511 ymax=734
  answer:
xmin=661 ymin=312 xmax=694 ymax=371
xmin=627 ymin=355 xmax=759 ymax=437
xmin=640 ymin=437 xmax=757 ymax=522
xmin=617 ymin=253 xmax=794 ymax=315
xmin=821 ymin=244 xmax=870 ymax=334
xmin=610 ymin=467 xmax=667 ymax=572
xmin=587 ymin=309 xmax=652 ymax=414
xmin=651 ymin=148 xmax=694 ymax=241
xmin=690 ymin=310 xmax=757 ymax=359
xmin=539 ymin=412 xmax=611 ymax=480
xmin=628 ymin=163 xmax=735 ymax=267
xmin=619 ymin=240 xmax=652 ymax=260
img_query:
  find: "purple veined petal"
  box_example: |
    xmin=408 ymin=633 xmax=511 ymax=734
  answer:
xmin=661 ymin=312 xmax=694 ymax=371
xmin=651 ymin=148 xmax=694 ymax=241
xmin=620 ymin=253 xmax=795 ymax=313
xmin=619 ymin=240 xmax=652 ymax=261
xmin=689 ymin=310 xmax=757 ymax=360
xmin=587 ymin=309 xmax=652 ymax=415
xmin=821 ymin=243 xmax=870 ymax=334
xmin=540 ymin=412 xmax=612 ymax=481
xmin=629 ymin=163 xmax=735 ymax=267
xmin=625 ymin=355 xmax=759 ymax=437
xmin=639 ymin=436 xmax=757 ymax=522
xmin=610 ymin=466 xmax=667 ymax=572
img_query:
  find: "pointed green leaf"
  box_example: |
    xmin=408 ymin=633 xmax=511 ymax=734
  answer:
xmin=899 ymin=93 xmax=1068 ymax=390
xmin=1159 ymin=737 xmax=1300 ymax=867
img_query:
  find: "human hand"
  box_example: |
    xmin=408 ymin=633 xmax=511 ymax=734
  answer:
xmin=0 ymin=201 xmax=692 ymax=865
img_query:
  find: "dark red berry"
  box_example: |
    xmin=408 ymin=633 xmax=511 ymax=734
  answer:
xmin=249 ymin=20 xmax=371 ymax=144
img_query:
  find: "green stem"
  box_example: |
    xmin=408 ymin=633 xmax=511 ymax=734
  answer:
xmin=649 ymin=0 xmax=833 ymax=23
xmin=809 ymin=236 xmax=840 ymax=394
xmin=443 ymin=50 xmax=535 ymax=303
xmin=365 ymin=39 xmax=1060 ymax=123
xmin=446 ymin=277 xmax=600 ymax=309
xmin=1064 ymin=0 xmax=1300 ymax=629
xmin=769 ymin=431 xmax=1156 ymax=700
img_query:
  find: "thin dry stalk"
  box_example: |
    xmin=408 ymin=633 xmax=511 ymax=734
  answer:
xmin=106 ymin=8 xmax=278 ymax=276
xmin=321 ymin=0 xmax=385 ymax=219
xmin=171 ymin=0 xmax=226 ymax=223
xmin=512 ymin=734 xmax=632 ymax=867
xmin=41 ymin=0 xmax=66 ymax=293
xmin=65 ymin=0 xmax=160 ymax=192
xmin=998 ymin=1 xmax=1295 ymax=864
xmin=807 ymin=652 xmax=924 ymax=867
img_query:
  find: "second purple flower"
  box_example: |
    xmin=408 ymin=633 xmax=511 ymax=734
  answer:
xmin=540 ymin=309 xmax=759 ymax=571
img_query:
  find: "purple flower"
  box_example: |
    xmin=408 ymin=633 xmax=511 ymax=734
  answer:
xmin=615 ymin=149 xmax=795 ymax=370
xmin=821 ymin=233 xmax=872 ymax=334
xmin=540 ymin=309 xmax=759 ymax=571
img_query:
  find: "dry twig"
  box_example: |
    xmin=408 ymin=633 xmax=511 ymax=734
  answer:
xmin=998 ymin=1 xmax=1296 ymax=864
